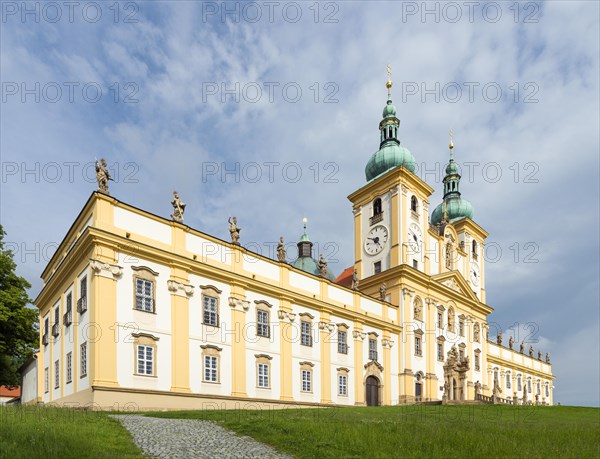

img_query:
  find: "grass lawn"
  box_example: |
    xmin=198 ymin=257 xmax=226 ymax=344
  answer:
xmin=149 ymin=405 xmax=600 ymax=459
xmin=0 ymin=406 xmax=143 ymax=459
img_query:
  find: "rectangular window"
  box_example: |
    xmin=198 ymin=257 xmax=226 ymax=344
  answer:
xmin=52 ymin=307 xmax=60 ymax=337
xmin=54 ymin=360 xmax=60 ymax=389
xmin=64 ymin=293 xmax=72 ymax=327
xmin=80 ymin=342 xmax=87 ymax=377
xmin=257 ymin=310 xmax=270 ymax=338
xmin=537 ymin=383 xmax=541 ymax=395
xmin=257 ymin=363 xmax=269 ymax=388
xmin=204 ymin=355 xmax=218 ymax=382
xmin=374 ymin=261 xmax=381 ymax=274
xmin=337 ymin=331 xmax=348 ymax=354
xmin=66 ymin=352 xmax=72 ymax=383
xmin=78 ymin=276 xmax=87 ymax=314
xmin=459 ymin=320 xmax=465 ymax=337
xmin=44 ymin=367 xmax=49 ymax=393
xmin=528 ymin=380 xmax=532 ymax=393
xmin=301 ymin=321 xmax=312 ymax=347
xmin=517 ymin=378 xmax=522 ymax=391
xmin=459 ymin=349 xmax=465 ymax=362
xmin=475 ymin=354 xmax=480 ymax=371
xmin=415 ymin=336 xmax=422 ymax=356
xmin=135 ymin=278 xmax=154 ymax=312
xmin=137 ymin=345 xmax=154 ymax=376
xmin=338 ymin=375 xmax=347 ymax=396
xmin=412 ymin=259 xmax=418 ymax=269
xmin=203 ymin=296 xmax=219 ymax=326
xmin=437 ymin=343 xmax=444 ymax=361
xmin=368 ymin=338 xmax=377 ymax=360
xmin=301 ymin=370 xmax=312 ymax=392
xmin=437 ymin=312 xmax=443 ymax=328
xmin=545 ymin=385 xmax=549 ymax=397
xmin=506 ymin=375 xmax=511 ymax=389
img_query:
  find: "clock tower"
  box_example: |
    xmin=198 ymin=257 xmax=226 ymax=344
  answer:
xmin=348 ymin=70 xmax=434 ymax=284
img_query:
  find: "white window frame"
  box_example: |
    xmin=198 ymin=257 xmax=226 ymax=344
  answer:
xmin=338 ymin=374 xmax=348 ymax=396
xmin=66 ymin=352 xmax=72 ymax=383
xmin=257 ymin=363 xmax=269 ymax=388
xmin=80 ymin=342 xmax=87 ymax=377
xmin=54 ymin=360 xmax=60 ymax=389
xmin=135 ymin=278 xmax=154 ymax=312
xmin=337 ymin=331 xmax=348 ymax=354
xmin=368 ymin=338 xmax=377 ymax=360
xmin=137 ymin=345 xmax=154 ymax=376
xmin=44 ymin=367 xmax=49 ymax=393
xmin=415 ymin=336 xmax=422 ymax=356
xmin=300 ymin=321 xmax=312 ymax=347
xmin=203 ymin=295 xmax=219 ymax=327
xmin=301 ymin=369 xmax=312 ymax=392
xmin=204 ymin=355 xmax=218 ymax=383
xmin=257 ymin=309 xmax=270 ymax=338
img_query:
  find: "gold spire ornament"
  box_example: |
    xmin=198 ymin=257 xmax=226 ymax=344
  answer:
xmin=449 ymin=128 xmax=454 ymax=150
xmin=386 ymin=64 xmax=392 ymax=98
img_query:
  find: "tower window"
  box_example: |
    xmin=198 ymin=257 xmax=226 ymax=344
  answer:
xmin=410 ymin=196 xmax=418 ymax=213
xmin=412 ymin=259 xmax=418 ymax=269
xmin=373 ymin=198 xmax=382 ymax=216
xmin=374 ymin=261 xmax=381 ymax=274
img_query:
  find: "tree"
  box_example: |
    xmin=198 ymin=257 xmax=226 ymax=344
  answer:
xmin=0 ymin=225 xmax=38 ymax=387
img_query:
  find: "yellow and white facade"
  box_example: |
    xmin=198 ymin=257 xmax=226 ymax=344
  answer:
xmin=32 ymin=83 xmax=554 ymax=410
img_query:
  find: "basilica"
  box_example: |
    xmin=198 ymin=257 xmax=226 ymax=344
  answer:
xmin=25 ymin=75 xmax=554 ymax=409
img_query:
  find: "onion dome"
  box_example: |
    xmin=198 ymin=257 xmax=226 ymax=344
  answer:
xmin=365 ymin=68 xmax=416 ymax=181
xmin=291 ymin=218 xmax=337 ymax=281
xmin=431 ymin=130 xmax=474 ymax=225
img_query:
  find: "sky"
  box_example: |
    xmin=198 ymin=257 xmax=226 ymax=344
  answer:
xmin=1 ymin=1 xmax=598 ymax=406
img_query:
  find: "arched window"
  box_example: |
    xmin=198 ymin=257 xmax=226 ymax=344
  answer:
xmin=373 ymin=198 xmax=382 ymax=216
xmin=410 ymin=195 xmax=418 ymax=213
xmin=415 ymin=372 xmax=423 ymax=400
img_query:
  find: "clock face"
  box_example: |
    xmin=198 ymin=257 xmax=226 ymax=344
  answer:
xmin=364 ymin=225 xmax=389 ymax=256
xmin=408 ymin=223 xmax=423 ymax=253
xmin=470 ymin=262 xmax=481 ymax=286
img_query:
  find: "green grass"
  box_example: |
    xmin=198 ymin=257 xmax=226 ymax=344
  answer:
xmin=0 ymin=406 xmax=143 ymax=459
xmin=149 ymin=405 xmax=600 ymax=459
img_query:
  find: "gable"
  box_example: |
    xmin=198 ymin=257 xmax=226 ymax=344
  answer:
xmin=432 ymin=271 xmax=479 ymax=302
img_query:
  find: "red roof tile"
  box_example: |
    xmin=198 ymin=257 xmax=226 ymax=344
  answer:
xmin=0 ymin=386 xmax=20 ymax=397
xmin=335 ymin=266 xmax=354 ymax=288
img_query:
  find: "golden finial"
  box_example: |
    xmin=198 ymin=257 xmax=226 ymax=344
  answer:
xmin=449 ymin=128 xmax=454 ymax=150
xmin=386 ymin=64 xmax=392 ymax=97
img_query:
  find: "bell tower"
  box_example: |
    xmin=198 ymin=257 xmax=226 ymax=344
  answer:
xmin=348 ymin=66 xmax=434 ymax=282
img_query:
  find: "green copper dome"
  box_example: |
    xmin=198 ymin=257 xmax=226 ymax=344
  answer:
xmin=291 ymin=257 xmax=337 ymax=282
xmin=291 ymin=221 xmax=337 ymax=281
xmin=365 ymin=88 xmax=416 ymax=181
xmin=365 ymin=143 xmax=416 ymax=181
xmin=431 ymin=198 xmax=474 ymax=225
xmin=430 ymin=136 xmax=475 ymax=226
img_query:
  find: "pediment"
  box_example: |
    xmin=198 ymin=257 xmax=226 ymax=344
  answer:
xmin=432 ymin=271 xmax=478 ymax=302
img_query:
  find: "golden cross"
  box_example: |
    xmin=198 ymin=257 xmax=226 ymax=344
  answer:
xmin=449 ymin=128 xmax=454 ymax=149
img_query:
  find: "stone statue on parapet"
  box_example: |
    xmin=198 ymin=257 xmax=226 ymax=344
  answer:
xmin=529 ymin=345 xmax=534 ymax=357
xmin=352 ymin=269 xmax=359 ymax=290
xmin=228 ymin=216 xmax=241 ymax=245
xmin=545 ymin=352 xmax=550 ymax=363
xmin=318 ymin=254 xmax=328 ymax=277
xmin=509 ymin=336 xmax=514 ymax=350
xmin=276 ymin=236 xmax=286 ymax=262
xmin=170 ymin=191 xmax=186 ymax=223
xmin=520 ymin=341 xmax=525 ymax=354
xmin=95 ymin=158 xmax=112 ymax=194
xmin=379 ymin=283 xmax=387 ymax=301
xmin=497 ymin=332 xmax=502 ymax=345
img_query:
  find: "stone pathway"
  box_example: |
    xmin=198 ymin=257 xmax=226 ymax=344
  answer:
xmin=111 ymin=414 xmax=292 ymax=459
